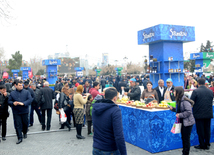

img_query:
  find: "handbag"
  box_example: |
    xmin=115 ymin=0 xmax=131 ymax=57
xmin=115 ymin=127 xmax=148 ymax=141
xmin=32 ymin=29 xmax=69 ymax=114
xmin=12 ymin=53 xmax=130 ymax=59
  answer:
xmin=59 ymin=109 xmax=67 ymax=124
xmin=171 ymin=117 xmax=182 ymax=134
xmin=145 ymin=95 xmax=156 ymax=104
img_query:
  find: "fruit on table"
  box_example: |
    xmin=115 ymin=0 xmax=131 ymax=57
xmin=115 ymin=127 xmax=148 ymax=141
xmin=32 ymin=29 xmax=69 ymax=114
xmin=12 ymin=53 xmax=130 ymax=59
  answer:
xmin=143 ymin=102 xmax=155 ymax=107
xmin=121 ymin=97 xmax=129 ymax=103
xmin=157 ymin=102 xmax=168 ymax=108
xmin=135 ymin=101 xmax=145 ymax=106
xmin=125 ymin=101 xmax=133 ymax=105
xmin=116 ymin=99 xmax=121 ymax=103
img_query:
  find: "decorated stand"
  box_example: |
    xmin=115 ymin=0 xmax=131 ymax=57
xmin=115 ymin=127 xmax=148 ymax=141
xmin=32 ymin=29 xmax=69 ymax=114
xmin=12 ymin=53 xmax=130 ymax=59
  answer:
xmin=42 ymin=59 xmax=61 ymax=85
xmin=74 ymin=67 xmax=84 ymax=77
xmin=11 ymin=69 xmax=20 ymax=79
xmin=95 ymin=69 xmax=101 ymax=77
xmin=115 ymin=67 xmax=123 ymax=76
xmin=20 ymin=67 xmax=31 ymax=80
xmin=190 ymin=52 xmax=214 ymax=77
xmin=138 ymin=24 xmax=195 ymax=88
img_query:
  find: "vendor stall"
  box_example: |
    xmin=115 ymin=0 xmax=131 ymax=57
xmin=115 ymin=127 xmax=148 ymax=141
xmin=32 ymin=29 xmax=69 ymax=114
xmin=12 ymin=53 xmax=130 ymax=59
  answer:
xmin=118 ymin=104 xmax=214 ymax=153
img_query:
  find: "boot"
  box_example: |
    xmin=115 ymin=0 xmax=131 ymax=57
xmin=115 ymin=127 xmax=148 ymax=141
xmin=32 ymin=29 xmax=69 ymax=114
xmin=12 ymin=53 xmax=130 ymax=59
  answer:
xmin=78 ymin=124 xmax=85 ymax=139
xmin=59 ymin=124 xmax=64 ymax=129
xmin=65 ymin=122 xmax=71 ymax=131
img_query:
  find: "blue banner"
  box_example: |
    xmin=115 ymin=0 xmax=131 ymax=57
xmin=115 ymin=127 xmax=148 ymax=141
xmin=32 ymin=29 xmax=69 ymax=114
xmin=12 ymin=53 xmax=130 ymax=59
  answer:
xmin=138 ymin=24 xmax=195 ymax=45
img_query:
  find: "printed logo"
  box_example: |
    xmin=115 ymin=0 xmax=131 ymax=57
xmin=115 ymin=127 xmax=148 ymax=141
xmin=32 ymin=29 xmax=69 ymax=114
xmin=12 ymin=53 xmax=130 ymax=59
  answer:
xmin=206 ymin=53 xmax=214 ymax=58
xmin=170 ymin=29 xmax=187 ymax=38
xmin=193 ymin=54 xmax=200 ymax=59
xmin=49 ymin=60 xmax=58 ymax=65
xmin=143 ymin=32 xmax=155 ymax=41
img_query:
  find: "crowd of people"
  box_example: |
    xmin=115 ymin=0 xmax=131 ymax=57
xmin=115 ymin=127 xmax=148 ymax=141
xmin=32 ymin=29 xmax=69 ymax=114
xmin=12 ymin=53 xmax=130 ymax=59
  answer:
xmin=0 ymin=73 xmax=213 ymax=155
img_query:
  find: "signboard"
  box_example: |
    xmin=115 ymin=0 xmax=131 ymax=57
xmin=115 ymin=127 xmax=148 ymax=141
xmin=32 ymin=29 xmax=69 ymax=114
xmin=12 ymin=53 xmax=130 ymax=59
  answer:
xmin=11 ymin=69 xmax=20 ymax=73
xmin=138 ymin=24 xmax=195 ymax=45
xmin=203 ymin=52 xmax=214 ymax=59
xmin=74 ymin=67 xmax=84 ymax=71
xmin=42 ymin=59 xmax=61 ymax=66
xmin=58 ymin=57 xmax=80 ymax=73
xmin=20 ymin=67 xmax=31 ymax=71
xmin=190 ymin=53 xmax=203 ymax=60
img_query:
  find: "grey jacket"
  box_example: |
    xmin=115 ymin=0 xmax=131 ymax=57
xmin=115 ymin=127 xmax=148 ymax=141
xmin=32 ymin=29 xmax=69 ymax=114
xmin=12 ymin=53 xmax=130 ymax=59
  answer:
xmin=172 ymin=96 xmax=195 ymax=127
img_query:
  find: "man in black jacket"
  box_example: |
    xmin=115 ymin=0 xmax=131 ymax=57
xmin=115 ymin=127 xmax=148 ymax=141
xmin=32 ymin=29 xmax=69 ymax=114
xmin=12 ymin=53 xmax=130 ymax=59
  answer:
xmin=154 ymin=79 xmax=166 ymax=103
xmin=100 ymin=78 xmax=107 ymax=92
xmin=190 ymin=78 xmax=213 ymax=150
xmin=118 ymin=79 xmax=127 ymax=94
xmin=23 ymin=81 xmax=35 ymax=127
xmin=124 ymin=78 xmax=141 ymax=101
xmin=39 ymin=81 xmax=55 ymax=131
xmin=8 ymin=80 xmax=33 ymax=144
xmin=112 ymin=78 xmax=118 ymax=91
xmin=0 ymin=85 xmax=9 ymax=142
xmin=29 ymin=84 xmax=42 ymax=127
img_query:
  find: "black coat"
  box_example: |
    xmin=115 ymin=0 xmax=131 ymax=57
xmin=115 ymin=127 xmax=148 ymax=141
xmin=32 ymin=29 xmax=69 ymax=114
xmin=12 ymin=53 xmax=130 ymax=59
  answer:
xmin=5 ymin=83 xmax=12 ymax=93
xmin=24 ymin=87 xmax=35 ymax=102
xmin=190 ymin=85 xmax=213 ymax=119
xmin=39 ymin=86 xmax=55 ymax=110
xmin=0 ymin=94 xmax=9 ymax=118
xmin=154 ymin=86 xmax=167 ymax=103
xmin=8 ymin=89 xmax=33 ymax=114
xmin=113 ymin=81 xmax=118 ymax=91
xmin=100 ymin=79 xmax=107 ymax=86
xmin=32 ymin=88 xmax=41 ymax=107
xmin=125 ymin=86 xmax=141 ymax=101
xmin=118 ymin=81 xmax=127 ymax=94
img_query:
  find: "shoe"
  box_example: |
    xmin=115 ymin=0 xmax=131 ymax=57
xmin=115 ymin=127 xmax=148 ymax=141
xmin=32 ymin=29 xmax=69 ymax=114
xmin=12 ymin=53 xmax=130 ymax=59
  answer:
xmin=76 ymin=135 xmax=81 ymax=139
xmin=59 ymin=127 xmax=64 ymax=129
xmin=28 ymin=124 xmax=33 ymax=127
xmin=23 ymin=134 xmax=27 ymax=139
xmin=2 ymin=137 xmax=6 ymax=141
xmin=42 ymin=127 xmax=45 ymax=131
xmin=79 ymin=135 xmax=85 ymax=139
xmin=205 ymin=146 xmax=210 ymax=150
xmin=46 ymin=128 xmax=50 ymax=131
xmin=88 ymin=133 xmax=93 ymax=136
xmin=16 ymin=139 xmax=22 ymax=144
xmin=194 ymin=145 xmax=204 ymax=149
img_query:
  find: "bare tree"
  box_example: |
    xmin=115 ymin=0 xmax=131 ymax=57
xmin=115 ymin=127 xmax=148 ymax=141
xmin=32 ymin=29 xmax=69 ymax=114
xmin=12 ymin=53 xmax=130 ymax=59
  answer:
xmin=27 ymin=56 xmax=45 ymax=75
xmin=0 ymin=0 xmax=13 ymax=24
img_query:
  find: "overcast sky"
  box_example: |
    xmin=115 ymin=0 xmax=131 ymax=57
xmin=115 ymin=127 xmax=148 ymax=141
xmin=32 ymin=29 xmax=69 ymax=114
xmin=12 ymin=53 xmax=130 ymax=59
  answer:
xmin=0 ymin=0 xmax=214 ymax=65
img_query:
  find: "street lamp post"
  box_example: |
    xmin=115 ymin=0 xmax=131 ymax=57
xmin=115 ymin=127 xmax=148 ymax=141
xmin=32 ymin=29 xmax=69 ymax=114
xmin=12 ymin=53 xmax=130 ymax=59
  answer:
xmin=123 ymin=57 xmax=128 ymax=73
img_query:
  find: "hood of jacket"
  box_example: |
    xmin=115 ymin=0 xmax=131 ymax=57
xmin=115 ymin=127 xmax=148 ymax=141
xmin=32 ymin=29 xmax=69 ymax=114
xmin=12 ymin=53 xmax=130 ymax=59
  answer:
xmin=94 ymin=94 xmax=103 ymax=100
xmin=93 ymin=99 xmax=117 ymax=116
xmin=182 ymin=95 xmax=195 ymax=106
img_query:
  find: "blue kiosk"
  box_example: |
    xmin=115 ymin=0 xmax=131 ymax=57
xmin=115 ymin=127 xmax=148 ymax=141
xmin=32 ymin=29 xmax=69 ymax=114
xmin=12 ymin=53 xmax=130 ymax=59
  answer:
xmin=20 ymin=67 xmax=31 ymax=80
xmin=138 ymin=24 xmax=195 ymax=88
xmin=74 ymin=67 xmax=84 ymax=77
xmin=11 ymin=69 xmax=20 ymax=79
xmin=42 ymin=59 xmax=61 ymax=85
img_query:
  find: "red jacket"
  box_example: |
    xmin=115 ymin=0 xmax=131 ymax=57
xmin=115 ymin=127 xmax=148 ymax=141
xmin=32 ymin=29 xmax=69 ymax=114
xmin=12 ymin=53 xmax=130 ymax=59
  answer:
xmin=89 ymin=88 xmax=103 ymax=99
xmin=209 ymin=87 xmax=214 ymax=96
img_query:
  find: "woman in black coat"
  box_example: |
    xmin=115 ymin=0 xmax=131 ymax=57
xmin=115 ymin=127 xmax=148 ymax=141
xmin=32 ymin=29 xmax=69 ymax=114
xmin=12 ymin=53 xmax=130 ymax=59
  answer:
xmin=59 ymin=86 xmax=71 ymax=131
xmin=170 ymin=87 xmax=195 ymax=155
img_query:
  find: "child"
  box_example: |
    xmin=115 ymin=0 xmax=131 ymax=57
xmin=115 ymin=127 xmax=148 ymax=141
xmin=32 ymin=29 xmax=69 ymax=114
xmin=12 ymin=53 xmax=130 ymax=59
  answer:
xmin=86 ymin=95 xmax=93 ymax=135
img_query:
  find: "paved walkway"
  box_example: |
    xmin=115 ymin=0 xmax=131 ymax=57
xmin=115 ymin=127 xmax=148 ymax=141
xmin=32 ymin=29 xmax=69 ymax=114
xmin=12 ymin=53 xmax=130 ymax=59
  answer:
xmin=0 ymin=107 xmax=213 ymax=155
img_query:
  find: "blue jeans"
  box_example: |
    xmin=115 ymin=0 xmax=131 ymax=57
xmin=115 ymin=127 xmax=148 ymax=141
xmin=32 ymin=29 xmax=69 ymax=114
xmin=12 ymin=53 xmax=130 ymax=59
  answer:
xmin=93 ymin=148 xmax=120 ymax=155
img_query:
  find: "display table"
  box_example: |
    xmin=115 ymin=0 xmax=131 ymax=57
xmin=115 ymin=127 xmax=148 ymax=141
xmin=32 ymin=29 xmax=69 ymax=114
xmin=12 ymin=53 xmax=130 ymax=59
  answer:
xmin=119 ymin=104 xmax=214 ymax=153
